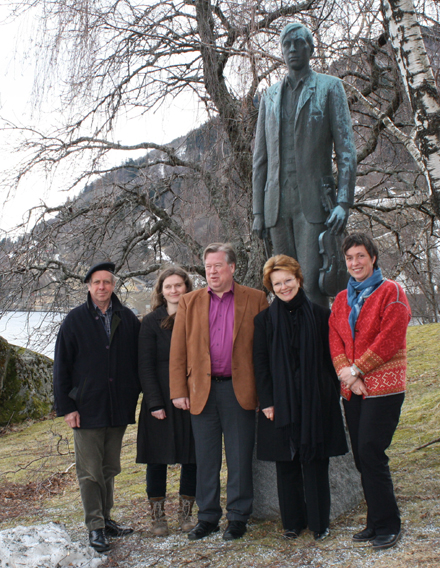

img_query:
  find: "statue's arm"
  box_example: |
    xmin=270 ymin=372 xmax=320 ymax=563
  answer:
xmin=327 ymin=79 xmax=357 ymax=234
xmin=252 ymin=95 xmax=268 ymax=240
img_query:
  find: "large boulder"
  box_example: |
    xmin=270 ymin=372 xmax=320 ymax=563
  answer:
xmin=0 ymin=336 xmax=54 ymax=426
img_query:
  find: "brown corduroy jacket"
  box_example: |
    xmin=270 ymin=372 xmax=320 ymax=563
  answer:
xmin=169 ymin=283 xmax=269 ymax=415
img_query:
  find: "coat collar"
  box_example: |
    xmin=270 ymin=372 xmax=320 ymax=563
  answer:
xmin=271 ymin=69 xmax=317 ymax=124
xmin=151 ymin=304 xmax=168 ymax=320
xmin=296 ymin=70 xmax=317 ymax=120
xmin=233 ymin=282 xmax=249 ymax=343
xmin=193 ymin=288 xmax=211 ymax=347
xmin=196 ymin=282 xmax=249 ymax=345
xmin=87 ymin=292 xmax=123 ymax=315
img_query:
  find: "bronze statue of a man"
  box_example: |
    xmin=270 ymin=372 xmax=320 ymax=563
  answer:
xmin=252 ymin=22 xmax=356 ymax=306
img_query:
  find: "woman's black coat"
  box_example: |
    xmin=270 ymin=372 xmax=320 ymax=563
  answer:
xmin=136 ymin=306 xmax=196 ymax=464
xmin=253 ymin=302 xmax=348 ymax=462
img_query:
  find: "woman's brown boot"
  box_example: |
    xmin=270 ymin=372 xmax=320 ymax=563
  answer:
xmin=149 ymin=497 xmax=169 ymax=536
xmin=178 ymin=495 xmax=196 ymax=532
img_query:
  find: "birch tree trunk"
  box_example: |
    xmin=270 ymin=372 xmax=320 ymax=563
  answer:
xmin=381 ymin=0 xmax=440 ymax=217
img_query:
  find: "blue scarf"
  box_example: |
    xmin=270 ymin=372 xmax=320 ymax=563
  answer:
xmin=347 ymin=268 xmax=384 ymax=338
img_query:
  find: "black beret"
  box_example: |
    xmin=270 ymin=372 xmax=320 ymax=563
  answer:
xmin=84 ymin=262 xmax=116 ymax=283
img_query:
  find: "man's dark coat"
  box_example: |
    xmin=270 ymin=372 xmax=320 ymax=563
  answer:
xmin=53 ymin=292 xmax=140 ymax=429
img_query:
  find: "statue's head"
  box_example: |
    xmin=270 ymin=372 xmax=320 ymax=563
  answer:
xmin=280 ymin=23 xmax=314 ymax=52
xmin=280 ymin=23 xmax=314 ymax=73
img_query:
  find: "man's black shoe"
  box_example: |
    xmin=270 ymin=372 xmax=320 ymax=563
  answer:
xmin=188 ymin=520 xmax=219 ymax=540
xmin=353 ymin=527 xmax=376 ymax=542
xmin=89 ymin=528 xmax=110 ymax=552
xmin=105 ymin=518 xmax=134 ymax=537
xmin=223 ymin=520 xmax=247 ymax=541
xmin=372 ymin=532 xmax=401 ymax=550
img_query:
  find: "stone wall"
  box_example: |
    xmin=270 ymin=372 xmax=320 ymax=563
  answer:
xmin=0 ymin=336 xmax=54 ymax=426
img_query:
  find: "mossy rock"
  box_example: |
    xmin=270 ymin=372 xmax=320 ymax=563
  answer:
xmin=0 ymin=336 xmax=53 ymax=426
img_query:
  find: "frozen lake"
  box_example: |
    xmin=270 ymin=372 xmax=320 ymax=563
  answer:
xmin=0 ymin=311 xmax=65 ymax=358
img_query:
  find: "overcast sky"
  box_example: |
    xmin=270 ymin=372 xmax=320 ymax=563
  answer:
xmin=0 ymin=3 xmax=204 ymax=233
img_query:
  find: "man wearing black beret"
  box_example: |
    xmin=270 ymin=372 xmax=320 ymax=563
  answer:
xmin=53 ymin=262 xmax=141 ymax=552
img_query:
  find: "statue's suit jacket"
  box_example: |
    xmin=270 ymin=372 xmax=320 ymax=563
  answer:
xmin=253 ymin=71 xmax=356 ymax=226
xmin=169 ymin=283 xmax=268 ymax=415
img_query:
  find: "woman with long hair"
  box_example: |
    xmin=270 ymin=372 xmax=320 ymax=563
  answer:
xmin=137 ymin=267 xmax=196 ymax=536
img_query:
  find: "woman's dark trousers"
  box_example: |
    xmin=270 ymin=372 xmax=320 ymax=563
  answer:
xmin=343 ymin=393 xmax=404 ymax=535
xmin=276 ymin=455 xmax=330 ymax=533
xmin=146 ymin=463 xmax=197 ymax=498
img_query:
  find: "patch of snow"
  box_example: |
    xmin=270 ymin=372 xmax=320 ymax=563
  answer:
xmin=175 ymin=144 xmax=187 ymax=159
xmin=0 ymin=523 xmax=105 ymax=568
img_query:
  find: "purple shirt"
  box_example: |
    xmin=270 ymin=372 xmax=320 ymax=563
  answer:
xmin=208 ymin=283 xmax=235 ymax=376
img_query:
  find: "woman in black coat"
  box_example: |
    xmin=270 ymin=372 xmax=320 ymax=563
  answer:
xmin=137 ymin=267 xmax=196 ymax=536
xmin=253 ymin=255 xmax=347 ymax=540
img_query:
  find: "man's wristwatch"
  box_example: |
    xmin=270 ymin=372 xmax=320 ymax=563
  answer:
xmin=350 ymin=366 xmax=357 ymax=377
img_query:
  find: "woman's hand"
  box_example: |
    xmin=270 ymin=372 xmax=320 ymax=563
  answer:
xmin=338 ymin=366 xmax=368 ymax=396
xmin=151 ymin=409 xmax=166 ymax=420
xmin=350 ymin=378 xmax=368 ymax=397
xmin=262 ymin=406 xmax=275 ymax=421
xmin=338 ymin=366 xmax=359 ymax=388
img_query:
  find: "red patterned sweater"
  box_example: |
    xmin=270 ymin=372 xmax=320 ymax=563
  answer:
xmin=329 ymin=279 xmax=411 ymax=400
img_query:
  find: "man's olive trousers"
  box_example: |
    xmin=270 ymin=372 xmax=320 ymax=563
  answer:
xmin=73 ymin=426 xmax=126 ymax=531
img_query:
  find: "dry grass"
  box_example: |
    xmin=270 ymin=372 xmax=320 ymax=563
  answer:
xmin=1 ymin=324 xmax=439 ymax=567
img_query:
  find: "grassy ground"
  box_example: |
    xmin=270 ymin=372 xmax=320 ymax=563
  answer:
xmin=1 ymin=324 xmax=440 ymax=567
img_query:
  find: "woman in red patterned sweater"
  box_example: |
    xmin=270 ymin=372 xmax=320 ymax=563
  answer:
xmin=329 ymin=233 xmax=411 ymax=551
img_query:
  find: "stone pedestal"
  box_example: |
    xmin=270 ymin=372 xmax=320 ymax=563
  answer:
xmin=252 ymin=450 xmax=363 ymax=520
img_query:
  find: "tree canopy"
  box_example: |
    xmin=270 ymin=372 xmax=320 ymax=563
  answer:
xmin=1 ymin=0 xmax=440 ymax=320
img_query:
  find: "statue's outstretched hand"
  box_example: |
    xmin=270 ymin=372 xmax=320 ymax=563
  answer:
xmin=327 ymin=204 xmax=349 ymax=235
xmin=252 ymin=214 xmax=264 ymax=239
